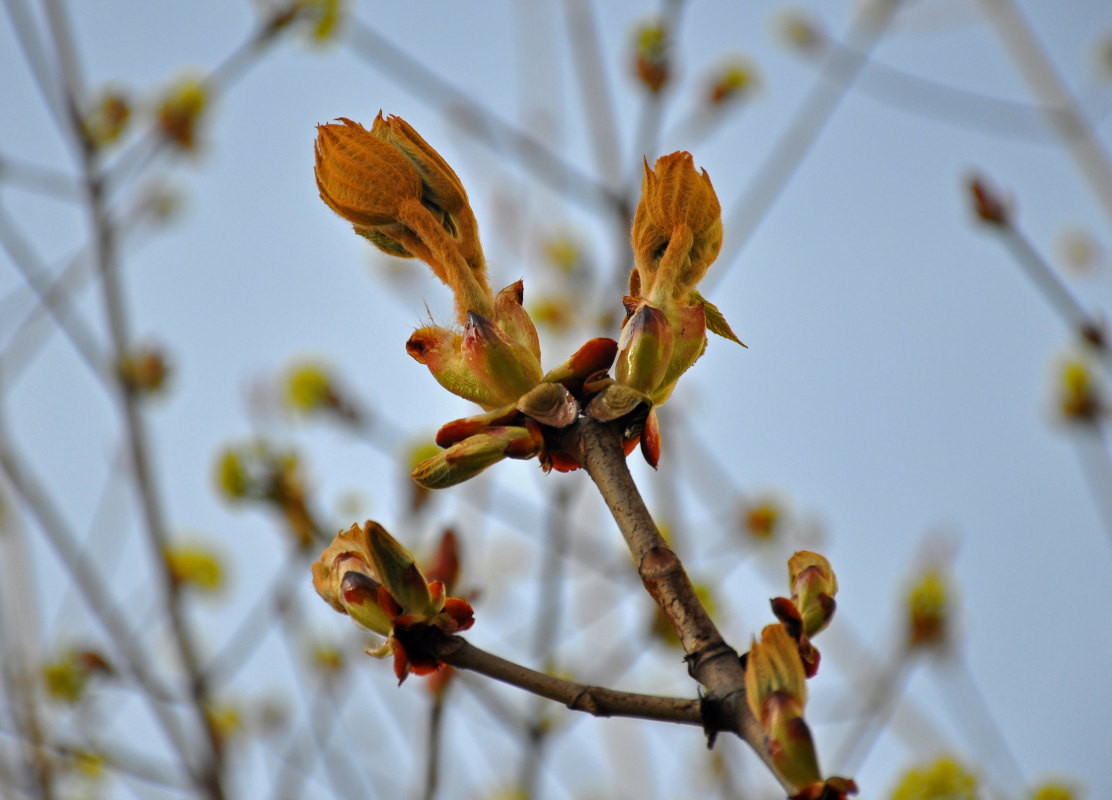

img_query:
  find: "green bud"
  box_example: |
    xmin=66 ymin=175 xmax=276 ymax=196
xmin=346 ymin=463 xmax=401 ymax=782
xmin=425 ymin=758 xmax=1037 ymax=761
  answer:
xmin=788 ymin=552 xmax=838 ymax=638
xmin=462 ymin=312 xmax=543 ymax=406
xmin=363 ymin=521 xmax=436 ymax=619
xmin=406 ymin=326 xmax=504 ymax=410
xmin=411 ymin=426 xmax=541 ymax=489
xmin=493 ymin=280 xmax=541 ymax=362
xmin=616 ymin=300 xmax=674 ymax=395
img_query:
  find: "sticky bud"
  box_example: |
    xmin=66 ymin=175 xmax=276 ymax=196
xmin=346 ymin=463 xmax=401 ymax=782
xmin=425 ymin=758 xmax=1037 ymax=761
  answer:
xmin=462 ymin=312 xmax=543 ymax=406
xmin=788 ymin=551 xmax=838 ymax=638
xmin=362 ymin=521 xmax=436 ymax=620
xmin=745 ymin=624 xmax=821 ymax=790
xmin=493 ymin=280 xmax=541 ymax=362
xmin=406 ymin=326 xmax=506 ymax=410
xmin=411 ymin=426 xmax=541 ymax=489
xmin=616 ymin=300 xmax=674 ymax=396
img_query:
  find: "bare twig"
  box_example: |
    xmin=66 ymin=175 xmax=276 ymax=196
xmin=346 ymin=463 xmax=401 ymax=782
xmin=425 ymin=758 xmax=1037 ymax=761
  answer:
xmin=562 ymin=0 xmax=624 ymax=188
xmin=343 ymin=17 xmax=623 ymax=215
xmin=975 ymin=0 xmax=1112 ymax=228
xmin=0 ymin=423 xmax=196 ymax=787
xmin=422 ymin=686 xmax=447 ymax=800
xmin=518 ymin=484 xmax=572 ymax=797
xmin=0 ymin=208 xmax=105 ymax=377
xmin=710 ymin=0 xmax=897 ymax=286
xmin=0 ymin=512 xmax=52 ymax=800
xmin=561 ymin=416 xmax=790 ymax=791
xmin=433 ymin=635 xmax=703 ymax=728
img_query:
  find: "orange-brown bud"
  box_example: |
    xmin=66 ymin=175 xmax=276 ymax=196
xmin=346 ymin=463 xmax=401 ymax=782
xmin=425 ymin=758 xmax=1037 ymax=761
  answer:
xmin=314 ymin=118 xmax=423 ymax=229
xmin=632 ymin=152 xmax=722 ymax=302
xmin=371 ymin=112 xmax=485 ymax=273
xmin=315 ymin=114 xmax=493 ymax=323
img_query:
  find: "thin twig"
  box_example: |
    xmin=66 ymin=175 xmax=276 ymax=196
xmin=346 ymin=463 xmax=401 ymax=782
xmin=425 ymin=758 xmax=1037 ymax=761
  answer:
xmin=422 ymin=686 xmax=447 ymax=800
xmin=433 ymin=636 xmax=703 ymax=728
xmin=0 ymin=154 xmax=82 ymax=200
xmin=796 ymin=34 xmax=1062 ymax=143
xmin=0 ymin=516 xmax=52 ymax=800
xmin=343 ymin=17 xmax=623 ymax=215
xmin=709 ymin=0 xmax=897 ymax=287
xmin=518 ymin=484 xmax=572 ymax=797
xmin=937 ymin=649 xmax=1025 ymax=796
xmin=0 ymin=208 xmax=105 ymax=377
xmin=831 ymin=648 xmax=917 ymax=775
xmin=996 ymin=223 xmax=1109 ymax=366
xmin=0 ymin=423 xmax=198 ymax=786
xmin=975 ymin=0 xmax=1112 ymax=228
xmin=84 ymin=121 xmax=228 ymax=800
xmin=0 ymin=0 xmax=68 ymax=134
xmin=562 ymin=0 xmax=624 ymax=189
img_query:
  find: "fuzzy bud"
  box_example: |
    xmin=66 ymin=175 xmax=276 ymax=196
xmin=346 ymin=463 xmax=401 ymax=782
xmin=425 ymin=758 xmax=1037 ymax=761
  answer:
xmin=632 ymin=152 xmax=722 ymax=303
xmin=314 ymin=117 xmax=423 ymax=230
xmin=371 ymin=112 xmax=485 ymax=273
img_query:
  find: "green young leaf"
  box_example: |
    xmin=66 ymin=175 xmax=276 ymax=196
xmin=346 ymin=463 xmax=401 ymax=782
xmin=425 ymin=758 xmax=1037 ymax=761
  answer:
xmin=695 ymin=292 xmax=746 ymax=347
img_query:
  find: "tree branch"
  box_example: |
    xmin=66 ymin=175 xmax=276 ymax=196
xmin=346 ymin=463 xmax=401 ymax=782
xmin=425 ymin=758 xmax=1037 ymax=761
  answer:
xmin=562 ymin=415 xmax=791 ymax=791
xmin=430 ymin=635 xmax=703 ymax=728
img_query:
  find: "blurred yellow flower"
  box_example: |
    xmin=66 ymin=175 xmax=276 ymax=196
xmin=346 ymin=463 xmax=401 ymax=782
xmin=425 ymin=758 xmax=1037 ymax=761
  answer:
xmin=1031 ymin=782 xmax=1076 ymax=800
xmin=82 ymin=88 xmax=131 ymax=149
xmin=205 ymin=704 xmax=242 ymax=748
xmin=157 ymin=77 xmax=208 ymax=150
xmin=285 ymin=362 xmax=334 ymax=413
xmin=744 ymin=497 xmax=783 ymax=540
xmin=708 ymin=58 xmax=759 ymax=106
xmin=889 ymin=756 xmax=977 ymax=800
xmin=303 ymin=0 xmax=344 ymax=42
xmin=1057 ymin=357 xmax=1102 ymax=423
xmin=165 ymin=544 xmax=224 ymax=592
xmin=43 ymin=657 xmax=86 ymax=704
xmin=310 ymin=643 xmax=345 ymax=676
xmin=216 ymin=449 xmax=249 ymax=499
xmin=72 ymin=750 xmax=105 ymax=779
xmin=633 ymin=21 xmax=670 ymax=93
xmin=907 ymin=568 xmax=950 ymax=648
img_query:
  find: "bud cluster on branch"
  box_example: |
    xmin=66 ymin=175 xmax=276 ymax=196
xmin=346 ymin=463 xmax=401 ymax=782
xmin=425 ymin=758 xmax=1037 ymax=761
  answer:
xmin=312 ymin=112 xmax=854 ymax=798
xmin=315 ymin=112 xmax=743 ymax=485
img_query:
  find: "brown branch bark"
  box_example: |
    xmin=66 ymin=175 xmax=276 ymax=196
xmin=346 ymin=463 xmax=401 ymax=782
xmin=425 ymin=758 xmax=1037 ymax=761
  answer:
xmin=429 ymin=635 xmax=703 ymax=728
xmin=562 ymin=415 xmax=792 ymax=792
